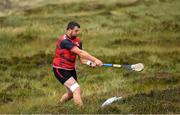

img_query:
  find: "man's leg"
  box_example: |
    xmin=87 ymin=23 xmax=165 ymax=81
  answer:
xmin=59 ymin=87 xmax=73 ymax=103
xmin=72 ymin=87 xmax=83 ymax=106
xmin=64 ymin=77 xmax=83 ymax=106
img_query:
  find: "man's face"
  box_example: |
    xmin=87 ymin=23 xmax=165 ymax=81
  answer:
xmin=70 ymin=26 xmax=80 ymax=37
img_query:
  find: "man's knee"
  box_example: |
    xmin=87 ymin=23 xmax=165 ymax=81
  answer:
xmin=76 ymin=87 xmax=81 ymax=91
xmin=73 ymin=87 xmax=81 ymax=94
xmin=69 ymin=82 xmax=80 ymax=93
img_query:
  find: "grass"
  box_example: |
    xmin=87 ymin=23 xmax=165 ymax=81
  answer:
xmin=0 ymin=0 xmax=180 ymax=113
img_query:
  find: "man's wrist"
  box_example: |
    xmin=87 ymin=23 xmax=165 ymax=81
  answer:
xmin=86 ymin=60 xmax=92 ymax=66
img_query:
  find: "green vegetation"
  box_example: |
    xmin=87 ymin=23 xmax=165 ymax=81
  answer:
xmin=0 ymin=0 xmax=180 ymax=113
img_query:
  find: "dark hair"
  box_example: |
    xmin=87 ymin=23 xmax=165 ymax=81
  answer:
xmin=67 ymin=21 xmax=80 ymax=30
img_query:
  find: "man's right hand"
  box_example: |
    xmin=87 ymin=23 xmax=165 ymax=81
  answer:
xmin=94 ymin=59 xmax=103 ymax=67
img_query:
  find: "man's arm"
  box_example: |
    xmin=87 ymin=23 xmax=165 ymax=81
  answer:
xmin=59 ymin=39 xmax=103 ymax=66
xmin=71 ymin=47 xmax=103 ymax=66
xmin=79 ymin=58 xmax=96 ymax=67
xmin=79 ymin=58 xmax=88 ymax=64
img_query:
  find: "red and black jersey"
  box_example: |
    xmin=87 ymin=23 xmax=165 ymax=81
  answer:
xmin=52 ymin=35 xmax=82 ymax=70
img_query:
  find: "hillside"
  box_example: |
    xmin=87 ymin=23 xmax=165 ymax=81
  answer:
xmin=0 ymin=0 xmax=180 ymax=113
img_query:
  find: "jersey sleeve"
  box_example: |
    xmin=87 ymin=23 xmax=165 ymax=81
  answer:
xmin=60 ymin=39 xmax=76 ymax=50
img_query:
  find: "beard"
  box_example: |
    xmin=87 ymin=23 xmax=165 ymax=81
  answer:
xmin=70 ymin=32 xmax=76 ymax=39
xmin=71 ymin=36 xmax=76 ymax=39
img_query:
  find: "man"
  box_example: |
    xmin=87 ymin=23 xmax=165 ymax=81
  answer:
xmin=52 ymin=21 xmax=103 ymax=106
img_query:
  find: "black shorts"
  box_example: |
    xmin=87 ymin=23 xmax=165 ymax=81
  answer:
xmin=53 ymin=67 xmax=77 ymax=84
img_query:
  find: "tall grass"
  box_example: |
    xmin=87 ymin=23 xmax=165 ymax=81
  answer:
xmin=0 ymin=0 xmax=180 ymax=113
